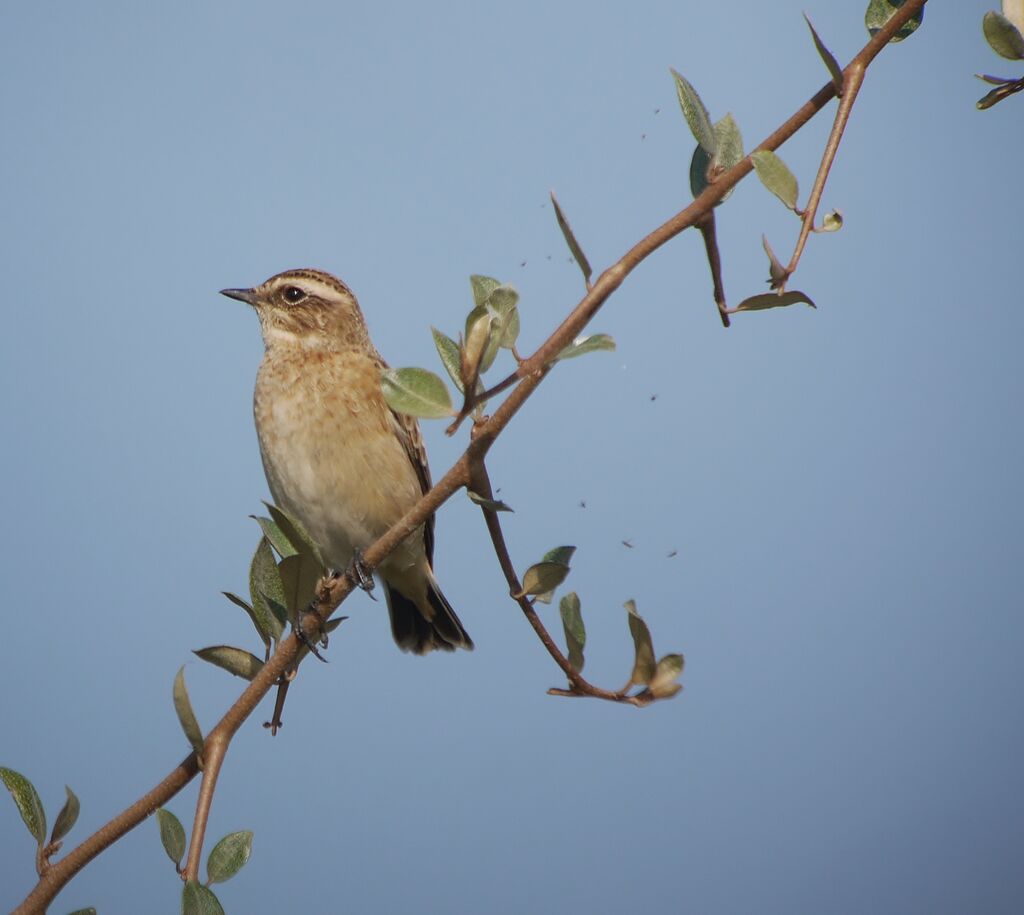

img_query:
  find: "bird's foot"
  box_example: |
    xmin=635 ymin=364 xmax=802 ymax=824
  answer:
xmin=343 ymin=549 xmax=377 ymax=600
xmin=295 ymin=602 xmax=329 ymax=662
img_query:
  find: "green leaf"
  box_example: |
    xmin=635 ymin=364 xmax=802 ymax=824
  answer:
xmin=818 ymin=209 xmax=844 ymax=233
xmin=0 ymin=766 xmax=46 ymax=846
xmin=864 ymin=0 xmax=924 ymax=42
xmin=431 ymin=327 xmax=465 ymax=393
xmin=248 ymin=537 xmax=286 ymax=644
xmin=556 ymin=333 xmax=616 ymax=361
xmin=541 ymin=545 xmax=577 ymax=566
xmin=67 ymin=909 xmax=98 ymax=914
xmin=207 ymin=829 xmax=254 ymax=884
xmin=172 ymin=667 xmax=204 ymax=760
xmin=804 ymin=13 xmax=844 ymax=91
xmin=467 ymin=491 xmax=514 ymax=512
xmin=649 ymin=653 xmax=685 ymax=699
xmin=559 ymin=592 xmax=586 ymax=673
xmin=278 ymin=552 xmax=323 ymax=616
xmin=984 ymin=10 xmax=1024 ymax=59
xmin=469 ymin=274 xmax=502 ymax=308
xmin=264 ymin=502 xmax=324 ymax=568
xmin=625 ymin=600 xmax=657 ymax=687
xmin=463 ymin=305 xmax=496 ymax=381
xmin=670 ymin=68 xmax=715 ymax=154
xmin=250 ymin=515 xmax=298 ymax=559
xmin=50 ymin=784 xmax=80 ymax=844
xmin=550 ymin=191 xmax=593 ymax=288
xmin=733 ymin=291 xmax=818 ymax=312
xmin=193 ymin=646 xmax=265 ymax=681
xmin=156 ymin=807 xmax=187 ymax=868
xmin=751 ymin=150 xmax=799 ymax=210
xmin=381 ymin=366 xmax=454 ymax=419
xmin=181 ymin=880 xmax=225 ymax=915
xmin=486 ymin=285 xmax=521 ymax=351
xmin=691 ymin=113 xmax=746 ymax=201
xmin=762 ymin=234 xmax=788 ymax=289
xmin=516 ymin=562 xmax=572 ymax=599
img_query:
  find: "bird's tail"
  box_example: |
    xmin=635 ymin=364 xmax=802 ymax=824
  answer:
xmin=384 ymin=570 xmax=473 ymax=655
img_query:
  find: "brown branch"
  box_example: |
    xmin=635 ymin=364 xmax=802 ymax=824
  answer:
xmin=697 ymin=212 xmax=730 ymax=327
xmin=11 ymin=3 xmax=927 ymax=909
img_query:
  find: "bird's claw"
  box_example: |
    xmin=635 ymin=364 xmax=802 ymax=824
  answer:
xmin=295 ymin=603 xmax=329 ymax=662
xmin=345 ymin=549 xmax=376 ymax=599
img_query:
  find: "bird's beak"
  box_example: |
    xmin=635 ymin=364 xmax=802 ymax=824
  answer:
xmin=220 ymin=287 xmax=258 ymax=306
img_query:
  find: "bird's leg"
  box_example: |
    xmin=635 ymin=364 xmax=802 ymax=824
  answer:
xmin=294 ymin=600 xmax=329 ymax=662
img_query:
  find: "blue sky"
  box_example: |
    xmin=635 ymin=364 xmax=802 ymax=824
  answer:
xmin=2 ymin=2 xmax=1022 ymax=913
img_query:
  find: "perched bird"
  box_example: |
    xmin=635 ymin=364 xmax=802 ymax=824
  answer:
xmin=221 ymin=269 xmax=473 ymax=654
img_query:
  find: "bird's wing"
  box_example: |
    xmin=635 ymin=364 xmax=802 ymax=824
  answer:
xmin=386 ymin=389 xmax=436 ymax=565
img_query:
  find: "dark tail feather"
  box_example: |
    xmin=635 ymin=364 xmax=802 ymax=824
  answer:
xmin=384 ymin=577 xmax=473 ymax=655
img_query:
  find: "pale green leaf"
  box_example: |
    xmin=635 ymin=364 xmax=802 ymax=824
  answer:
xmin=431 ymin=327 xmax=464 ymax=393
xmin=762 ymin=234 xmax=788 ymax=289
xmin=625 ymin=601 xmax=656 ymax=687
xmin=486 ymin=285 xmax=521 ymax=351
xmin=278 ymin=552 xmax=322 ymax=616
xmin=0 ymin=766 xmax=46 ymax=846
xmin=248 ymin=537 xmax=285 ymax=644
xmin=156 ymin=807 xmax=186 ymax=867
xmin=181 ymin=880 xmax=225 ymax=915
xmin=864 ymin=0 xmax=924 ymax=42
xmin=984 ymin=10 xmax=1024 ymax=59
xmin=733 ymin=291 xmax=818 ymax=312
xmin=193 ymin=646 xmax=265 ymax=681
xmin=207 ymin=830 xmax=254 ymax=884
xmin=649 ymin=653 xmax=685 ymax=698
xmin=818 ymin=209 xmax=844 ymax=232
xmin=556 ymin=333 xmax=616 ymax=361
xmin=172 ymin=667 xmax=204 ymax=760
xmin=50 ymin=784 xmax=80 ymax=844
xmin=559 ymin=591 xmax=586 ymax=673
xmin=467 ymin=491 xmax=514 ymax=512
xmin=550 ymin=191 xmax=593 ymax=287
xmin=689 ymin=112 xmax=744 ymax=202
xmin=751 ymin=150 xmax=799 ymax=210
xmin=517 ymin=562 xmax=571 ymax=599
xmin=264 ymin=502 xmax=324 ymax=568
xmin=670 ymin=68 xmax=715 ymax=154
xmin=804 ymin=13 xmax=844 ymax=91
xmin=250 ymin=515 xmax=298 ymax=559
xmin=469 ymin=275 xmax=502 ymax=308
xmin=381 ymin=367 xmax=454 ymax=419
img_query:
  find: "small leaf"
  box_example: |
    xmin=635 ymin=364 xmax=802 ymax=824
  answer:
xmin=983 ymin=10 xmax=1024 ymax=59
xmin=172 ymin=667 xmax=204 ymax=760
xmin=207 ymin=829 xmax=254 ymax=884
xmin=818 ymin=209 xmax=844 ymax=232
xmin=431 ymin=327 xmax=465 ymax=393
xmin=67 ymin=909 xmax=98 ymax=914
xmin=550 ymin=191 xmax=593 ymax=287
xmin=50 ymin=784 xmax=80 ymax=844
xmin=762 ymin=234 xmax=788 ymax=289
xmin=0 ymin=766 xmax=46 ymax=846
xmin=517 ymin=562 xmax=572 ymax=599
xmin=670 ymin=68 xmax=716 ymax=154
xmin=486 ymin=285 xmax=521 ymax=351
xmin=193 ymin=646 xmax=265 ymax=681
xmin=248 ymin=537 xmax=286 ymax=644
xmin=462 ymin=305 xmax=496 ymax=382
xmin=649 ymin=653 xmax=685 ymax=699
xmin=751 ymin=150 xmax=799 ymax=210
xmin=264 ymin=502 xmax=324 ymax=568
xmin=541 ymin=545 xmax=576 ymax=566
xmin=625 ymin=600 xmax=656 ymax=687
xmin=467 ymin=491 xmax=514 ymax=512
xmin=469 ymin=274 xmax=502 ymax=308
xmin=324 ymin=616 xmax=347 ymax=635
xmin=804 ymin=13 xmax=844 ymax=92
xmin=381 ymin=367 xmax=454 ymax=419
xmin=864 ymin=0 xmax=924 ymax=42
xmin=556 ymin=333 xmax=616 ymax=361
xmin=278 ymin=553 xmax=323 ymax=616
xmin=156 ymin=807 xmax=187 ymax=868
xmin=559 ymin=592 xmax=586 ymax=673
xmin=181 ymin=880 xmax=225 ymax=915
xmin=733 ymin=291 xmax=818 ymax=313
xmin=250 ymin=515 xmax=298 ymax=559
xmin=689 ymin=113 xmax=744 ymax=202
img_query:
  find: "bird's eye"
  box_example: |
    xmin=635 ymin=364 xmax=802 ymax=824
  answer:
xmin=282 ymin=286 xmax=306 ymax=304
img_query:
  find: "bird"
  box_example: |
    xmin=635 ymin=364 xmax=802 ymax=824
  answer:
xmin=221 ymin=268 xmax=473 ymax=655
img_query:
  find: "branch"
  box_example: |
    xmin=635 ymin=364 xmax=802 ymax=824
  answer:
xmin=12 ymin=2 xmax=927 ymax=909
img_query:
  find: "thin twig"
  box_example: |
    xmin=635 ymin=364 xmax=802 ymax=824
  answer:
xmin=697 ymin=212 xmax=730 ymax=327
xmin=784 ymin=62 xmax=867 ymax=279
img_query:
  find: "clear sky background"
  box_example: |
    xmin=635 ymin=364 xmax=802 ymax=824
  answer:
xmin=2 ymin=2 xmax=1021 ymax=913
